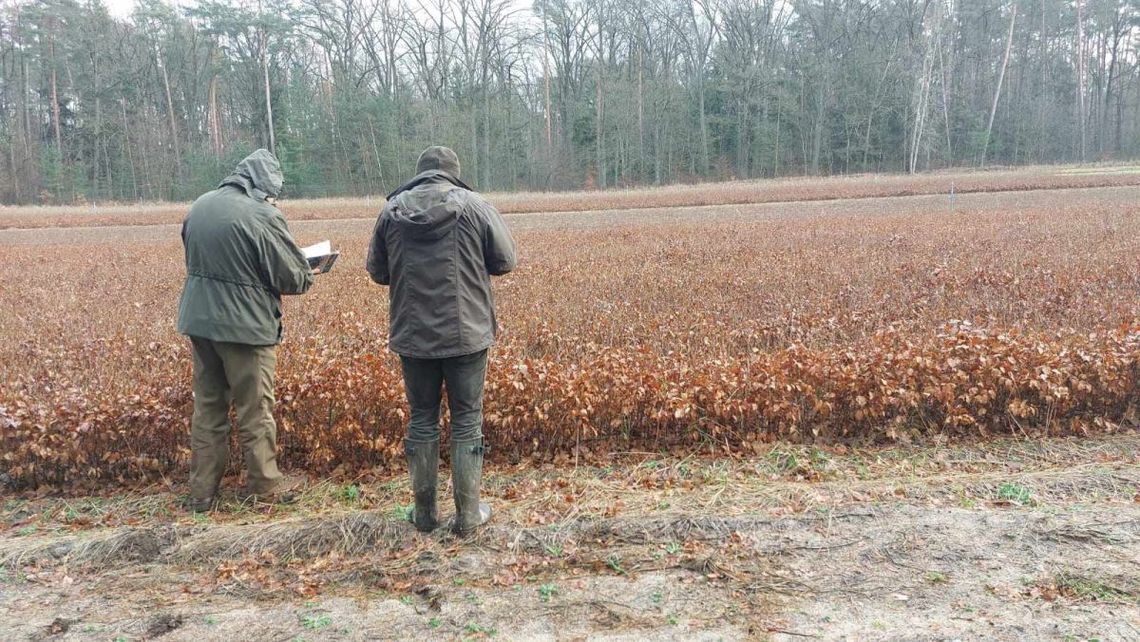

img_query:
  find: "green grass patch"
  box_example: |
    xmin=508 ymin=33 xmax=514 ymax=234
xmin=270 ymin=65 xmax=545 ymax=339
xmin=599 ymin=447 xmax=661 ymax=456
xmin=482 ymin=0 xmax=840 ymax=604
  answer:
xmin=1055 ymin=573 xmax=1135 ymax=602
xmin=300 ymin=614 xmax=333 ymax=630
xmin=997 ymin=482 xmax=1033 ymax=505
xmin=340 ymin=484 xmax=361 ymax=503
xmin=538 ymin=583 xmax=559 ymax=602
xmin=464 ymin=621 xmax=497 ymax=637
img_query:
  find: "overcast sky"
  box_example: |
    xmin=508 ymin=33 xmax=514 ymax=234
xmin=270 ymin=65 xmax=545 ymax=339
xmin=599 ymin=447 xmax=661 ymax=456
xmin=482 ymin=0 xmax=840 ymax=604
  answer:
xmin=104 ymin=0 xmax=141 ymax=18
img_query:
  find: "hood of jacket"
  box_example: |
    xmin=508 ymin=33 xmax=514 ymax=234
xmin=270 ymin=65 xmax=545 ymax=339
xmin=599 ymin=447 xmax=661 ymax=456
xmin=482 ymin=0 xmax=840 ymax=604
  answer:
xmin=386 ymin=170 xmax=473 ymax=241
xmin=220 ymin=149 xmax=284 ymax=201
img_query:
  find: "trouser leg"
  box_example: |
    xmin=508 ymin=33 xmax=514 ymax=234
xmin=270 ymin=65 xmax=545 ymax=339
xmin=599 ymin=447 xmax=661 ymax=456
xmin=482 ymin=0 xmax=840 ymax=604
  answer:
xmin=443 ymin=349 xmax=488 ymax=443
xmin=219 ymin=342 xmax=282 ymax=495
xmin=443 ymin=349 xmax=491 ymax=534
xmin=400 ymin=356 xmax=444 ymax=442
xmin=189 ymin=337 xmax=231 ymax=501
xmin=401 ymin=356 xmax=445 ymax=531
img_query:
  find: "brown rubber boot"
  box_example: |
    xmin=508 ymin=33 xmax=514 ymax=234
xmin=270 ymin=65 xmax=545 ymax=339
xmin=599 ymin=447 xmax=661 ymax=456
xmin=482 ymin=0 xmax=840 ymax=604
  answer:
xmin=182 ymin=495 xmax=217 ymax=513
xmin=243 ymin=473 xmax=307 ymax=505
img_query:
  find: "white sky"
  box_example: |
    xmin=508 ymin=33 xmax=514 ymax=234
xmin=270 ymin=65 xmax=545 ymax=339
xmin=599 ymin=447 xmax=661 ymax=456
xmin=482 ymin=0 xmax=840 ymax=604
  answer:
xmin=104 ymin=0 xmax=202 ymax=19
xmin=103 ymin=0 xmax=130 ymax=16
xmin=102 ymin=0 xmax=536 ymax=20
xmin=104 ymin=0 xmax=143 ymax=18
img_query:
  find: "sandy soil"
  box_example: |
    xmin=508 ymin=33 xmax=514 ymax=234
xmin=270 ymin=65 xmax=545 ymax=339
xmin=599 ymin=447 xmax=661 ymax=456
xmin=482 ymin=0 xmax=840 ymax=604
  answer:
xmin=1 ymin=434 xmax=1137 ymax=641
xmin=2 ymin=183 xmax=1138 ymax=639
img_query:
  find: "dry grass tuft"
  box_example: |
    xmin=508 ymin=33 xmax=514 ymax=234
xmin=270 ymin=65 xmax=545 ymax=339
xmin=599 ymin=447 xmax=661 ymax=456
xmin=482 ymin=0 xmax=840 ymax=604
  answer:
xmin=2 ymin=432 xmax=1134 ymax=577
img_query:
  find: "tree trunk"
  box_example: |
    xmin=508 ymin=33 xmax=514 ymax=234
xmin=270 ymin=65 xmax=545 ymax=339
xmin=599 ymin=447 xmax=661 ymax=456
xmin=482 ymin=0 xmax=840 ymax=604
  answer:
xmin=50 ymin=36 xmax=62 ymax=153
xmin=368 ymin=119 xmax=385 ymax=190
xmin=774 ymin=100 xmax=781 ymax=177
xmin=93 ymin=96 xmax=102 ymax=198
xmin=1036 ymin=0 xmax=1048 ymax=161
xmin=470 ymin=102 xmax=478 ymax=186
xmin=121 ymin=97 xmax=139 ymax=200
xmin=543 ymin=17 xmax=553 ymax=157
xmin=938 ymin=32 xmax=953 ymax=167
xmin=1103 ymin=7 xmax=1123 ymax=155
xmin=1115 ymin=77 xmax=1123 ymax=153
xmin=981 ymin=3 xmax=1017 ymax=166
xmin=637 ymin=45 xmax=644 ymax=177
xmin=22 ymin=56 xmax=31 ymax=161
xmin=208 ymin=75 xmax=222 ymax=156
xmin=1076 ymin=0 xmax=1087 ymax=162
xmin=698 ymin=77 xmax=709 ymax=175
xmin=482 ymin=85 xmax=491 ymax=188
xmin=6 ymin=52 xmax=18 ymax=197
xmin=737 ymin=97 xmax=748 ymax=177
xmin=596 ymin=60 xmax=605 ymax=188
xmin=261 ymin=27 xmax=276 ymax=155
xmin=862 ymin=111 xmax=874 ymax=171
xmin=910 ymin=44 xmax=934 ymax=174
xmin=158 ymin=48 xmax=181 ymax=167
xmin=811 ymin=75 xmax=825 ymax=174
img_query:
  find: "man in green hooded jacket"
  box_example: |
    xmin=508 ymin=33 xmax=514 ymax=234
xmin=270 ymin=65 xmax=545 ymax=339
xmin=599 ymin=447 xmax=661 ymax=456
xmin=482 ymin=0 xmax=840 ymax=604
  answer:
xmin=177 ymin=149 xmax=314 ymax=512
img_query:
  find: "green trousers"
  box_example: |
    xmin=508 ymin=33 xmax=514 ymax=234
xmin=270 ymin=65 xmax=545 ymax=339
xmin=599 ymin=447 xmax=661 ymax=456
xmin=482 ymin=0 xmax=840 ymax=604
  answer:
xmin=188 ymin=336 xmax=283 ymax=500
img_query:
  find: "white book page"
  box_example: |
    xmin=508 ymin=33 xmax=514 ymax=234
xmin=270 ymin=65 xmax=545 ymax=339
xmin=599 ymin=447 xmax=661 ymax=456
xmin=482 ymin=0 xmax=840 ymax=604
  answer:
xmin=301 ymin=240 xmax=332 ymax=259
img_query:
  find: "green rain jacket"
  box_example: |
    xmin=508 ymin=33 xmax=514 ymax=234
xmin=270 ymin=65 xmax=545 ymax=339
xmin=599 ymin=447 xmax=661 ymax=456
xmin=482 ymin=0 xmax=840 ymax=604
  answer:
xmin=176 ymin=149 xmax=313 ymax=346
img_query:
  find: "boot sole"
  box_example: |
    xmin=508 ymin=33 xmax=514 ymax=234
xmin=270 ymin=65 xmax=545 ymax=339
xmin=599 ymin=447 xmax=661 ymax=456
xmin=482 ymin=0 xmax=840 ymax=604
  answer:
xmin=449 ymin=505 xmax=493 ymax=536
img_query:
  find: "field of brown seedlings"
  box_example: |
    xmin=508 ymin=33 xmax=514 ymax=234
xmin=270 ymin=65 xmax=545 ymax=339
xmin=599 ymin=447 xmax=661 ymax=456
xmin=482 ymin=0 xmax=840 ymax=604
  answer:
xmin=1 ymin=164 xmax=1138 ymax=230
xmin=1 ymin=176 xmax=1138 ymax=491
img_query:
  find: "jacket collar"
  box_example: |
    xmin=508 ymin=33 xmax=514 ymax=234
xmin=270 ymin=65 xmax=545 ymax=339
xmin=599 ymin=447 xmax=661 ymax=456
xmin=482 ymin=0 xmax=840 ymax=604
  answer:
xmin=387 ymin=170 xmax=471 ymax=201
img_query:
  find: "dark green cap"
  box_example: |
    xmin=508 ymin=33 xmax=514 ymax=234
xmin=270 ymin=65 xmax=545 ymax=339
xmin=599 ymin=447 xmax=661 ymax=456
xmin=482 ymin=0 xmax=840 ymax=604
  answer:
xmin=416 ymin=146 xmax=461 ymax=178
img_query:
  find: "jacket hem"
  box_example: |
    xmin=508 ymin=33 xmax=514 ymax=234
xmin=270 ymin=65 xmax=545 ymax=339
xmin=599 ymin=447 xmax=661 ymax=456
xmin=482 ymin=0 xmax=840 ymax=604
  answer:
xmin=391 ymin=342 xmax=493 ymax=361
xmin=178 ymin=328 xmax=281 ymax=347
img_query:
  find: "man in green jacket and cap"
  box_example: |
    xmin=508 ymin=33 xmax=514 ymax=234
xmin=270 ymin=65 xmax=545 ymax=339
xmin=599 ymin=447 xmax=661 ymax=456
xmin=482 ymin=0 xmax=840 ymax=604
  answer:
xmin=367 ymin=146 xmax=517 ymax=535
xmin=177 ymin=149 xmax=315 ymax=512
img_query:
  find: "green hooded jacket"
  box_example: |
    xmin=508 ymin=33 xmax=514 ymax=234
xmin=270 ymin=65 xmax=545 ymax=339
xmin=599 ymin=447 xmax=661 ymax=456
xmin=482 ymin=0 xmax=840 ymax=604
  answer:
xmin=176 ymin=149 xmax=313 ymax=346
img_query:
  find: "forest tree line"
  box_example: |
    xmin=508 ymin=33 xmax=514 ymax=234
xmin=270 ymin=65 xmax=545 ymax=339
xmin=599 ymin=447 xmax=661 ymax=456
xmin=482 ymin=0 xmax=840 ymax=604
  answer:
xmin=0 ymin=0 xmax=1138 ymax=204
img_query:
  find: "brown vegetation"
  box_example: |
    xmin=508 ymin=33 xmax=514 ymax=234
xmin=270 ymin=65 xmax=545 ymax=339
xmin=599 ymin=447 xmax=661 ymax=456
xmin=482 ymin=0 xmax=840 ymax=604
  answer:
xmin=1 ymin=166 xmax=1138 ymax=231
xmin=1 ymin=186 xmax=1139 ymax=489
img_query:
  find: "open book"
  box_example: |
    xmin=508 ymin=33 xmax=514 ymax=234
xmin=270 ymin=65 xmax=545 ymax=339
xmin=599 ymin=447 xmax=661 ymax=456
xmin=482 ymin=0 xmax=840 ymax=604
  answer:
xmin=302 ymin=240 xmax=340 ymax=274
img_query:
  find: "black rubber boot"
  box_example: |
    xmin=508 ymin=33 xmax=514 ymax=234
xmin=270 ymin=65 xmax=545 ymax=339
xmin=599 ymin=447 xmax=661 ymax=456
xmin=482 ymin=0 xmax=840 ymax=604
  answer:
xmin=181 ymin=495 xmax=216 ymax=513
xmin=450 ymin=437 xmax=492 ymax=536
xmin=406 ymin=438 xmax=440 ymax=532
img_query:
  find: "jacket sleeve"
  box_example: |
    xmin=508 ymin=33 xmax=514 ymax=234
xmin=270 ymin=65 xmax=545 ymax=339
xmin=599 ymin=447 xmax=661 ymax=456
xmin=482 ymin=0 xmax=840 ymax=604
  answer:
xmin=258 ymin=209 xmax=314 ymax=296
xmin=480 ymin=200 xmax=517 ymax=276
xmin=366 ymin=211 xmax=390 ymax=285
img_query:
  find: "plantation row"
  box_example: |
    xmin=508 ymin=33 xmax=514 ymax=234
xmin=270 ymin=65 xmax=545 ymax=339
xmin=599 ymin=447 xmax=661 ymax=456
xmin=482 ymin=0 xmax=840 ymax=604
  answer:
xmin=1 ymin=167 xmax=1138 ymax=230
xmin=2 ymin=188 xmax=1138 ymax=489
xmin=2 ymin=325 xmax=1136 ymax=489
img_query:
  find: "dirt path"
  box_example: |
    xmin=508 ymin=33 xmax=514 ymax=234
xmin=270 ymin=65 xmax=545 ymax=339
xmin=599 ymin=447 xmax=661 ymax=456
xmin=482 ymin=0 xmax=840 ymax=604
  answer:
xmin=2 ymin=435 xmax=1138 ymax=641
